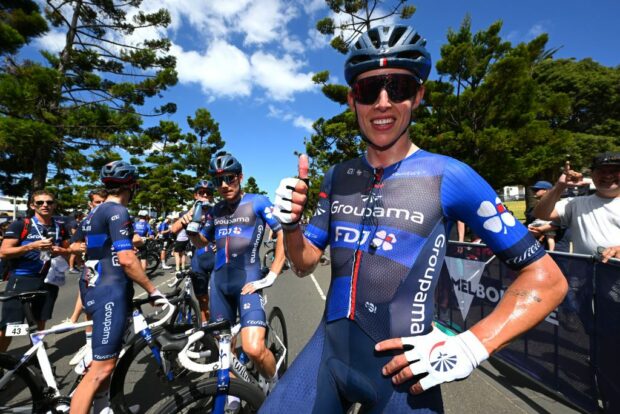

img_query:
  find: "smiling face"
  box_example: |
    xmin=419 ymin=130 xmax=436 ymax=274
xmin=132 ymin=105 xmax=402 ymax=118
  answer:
xmin=347 ymin=68 xmax=425 ymax=150
xmin=592 ymin=165 xmax=620 ymax=198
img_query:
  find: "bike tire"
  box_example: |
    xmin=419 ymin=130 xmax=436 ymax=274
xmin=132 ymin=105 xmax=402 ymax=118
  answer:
xmin=262 ymin=248 xmax=275 ymax=269
xmin=151 ymin=377 xmax=264 ymax=414
xmin=0 ymin=353 xmax=46 ymax=413
xmin=109 ymin=327 xmax=212 ymax=414
xmin=267 ymin=306 xmax=288 ymax=377
xmin=146 ymin=250 xmax=161 ymax=277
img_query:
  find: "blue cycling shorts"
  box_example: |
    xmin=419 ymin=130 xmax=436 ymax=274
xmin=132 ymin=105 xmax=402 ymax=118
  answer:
xmin=260 ymin=318 xmax=443 ymax=414
xmin=191 ymin=248 xmax=215 ymax=296
xmin=80 ymin=280 xmax=132 ymax=361
xmin=209 ymin=265 xmax=265 ymax=328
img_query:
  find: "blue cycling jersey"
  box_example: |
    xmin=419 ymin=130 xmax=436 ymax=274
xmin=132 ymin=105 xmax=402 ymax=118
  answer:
xmin=133 ymin=219 xmax=153 ymax=237
xmin=304 ymin=150 xmax=544 ymax=342
xmin=3 ymin=217 xmax=69 ymax=276
xmin=157 ymin=221 xmax=171 ymax=239
xmin=201 ymin=194 xmax=281 ymax=272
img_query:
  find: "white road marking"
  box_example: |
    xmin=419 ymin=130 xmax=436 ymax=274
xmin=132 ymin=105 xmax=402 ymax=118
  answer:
xmin=135 ymin=275 xmax=177 ymax=298
xmin=309 ymin=273 xmax=326 ymax=301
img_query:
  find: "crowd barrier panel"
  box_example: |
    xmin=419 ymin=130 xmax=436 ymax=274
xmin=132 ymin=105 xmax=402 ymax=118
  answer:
xmin=435 ymin=241 xmax=620 ymax=413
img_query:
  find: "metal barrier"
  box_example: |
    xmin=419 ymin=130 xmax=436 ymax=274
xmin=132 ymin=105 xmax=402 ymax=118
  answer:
xmin=436 ymin=242 xmax=620 ymax=413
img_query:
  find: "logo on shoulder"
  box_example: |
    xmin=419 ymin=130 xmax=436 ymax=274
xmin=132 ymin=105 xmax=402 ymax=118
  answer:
xmin=111 ymin=214 xmax=120 ymax=221
xmin=264 ymin=206 xmax=273 ymax=219
xmin=477 ymin=198 xmax=515 ymax=234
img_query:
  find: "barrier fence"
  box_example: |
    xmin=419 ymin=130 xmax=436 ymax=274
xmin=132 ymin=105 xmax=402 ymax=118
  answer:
xmin=436 ymin=242 xmax=620 ymax=413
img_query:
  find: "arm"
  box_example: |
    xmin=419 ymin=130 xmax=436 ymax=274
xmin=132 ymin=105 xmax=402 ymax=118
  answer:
xmin=0 ymin=237 xmax=52 ymax=260
xmin=533 ymin=161 xmax=588 ymax=221
xmin=457 ymin=221 xmax=465 ymax=242
xmin=117 ymin=250 xmax=156 ymax=294
xmin=283 ymin=225 xmax=323 ymax=277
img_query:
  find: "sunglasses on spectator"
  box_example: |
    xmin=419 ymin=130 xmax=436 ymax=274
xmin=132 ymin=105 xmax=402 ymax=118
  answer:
xmin=196 ymin=189 xmax=213 ymax=196
xmin=352 ymin=73 xmax=420 ymax=105
xmin=34 ymin=200 xmax=55 ymax=206
xmin=213 ymin=174 xmax=239 ymax=187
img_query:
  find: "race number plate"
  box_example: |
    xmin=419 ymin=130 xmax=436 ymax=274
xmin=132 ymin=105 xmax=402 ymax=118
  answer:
xmin=6 ymin=323 xmax=29 ymax=336
xmin=133 ymin=312 xmax=148 ymax=334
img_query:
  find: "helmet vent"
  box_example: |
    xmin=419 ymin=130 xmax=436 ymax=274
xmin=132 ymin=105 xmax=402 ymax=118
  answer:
xmin=389 ymin=26 xmax=407 ymax=47
xmin=409 ymin=33 xmax=422 ymax=45
xmin=368 ymin=29 xmax=381 ymax=48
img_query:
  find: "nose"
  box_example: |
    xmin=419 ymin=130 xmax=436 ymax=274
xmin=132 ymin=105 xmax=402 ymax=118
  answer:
xmin=374 ymin=89 xmax=392 ymax=109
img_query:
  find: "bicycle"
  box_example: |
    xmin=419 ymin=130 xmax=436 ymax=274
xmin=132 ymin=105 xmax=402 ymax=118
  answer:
xmin=262 ymin=239 xmax=330 ymax=269
xmin=153 ymin=306 xmax=288 ymax=413
xmin=0 ymin=290 xmax=175 ymax=413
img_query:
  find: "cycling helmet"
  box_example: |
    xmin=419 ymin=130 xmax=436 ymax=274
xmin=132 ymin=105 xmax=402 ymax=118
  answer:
xmin=100 ymin=161 xmax=137 ymax=186
xmin=209 ymin=154 xmax=242 ymax=175
xmin=138 ymin=210 xmax=148 ymax=217
xmin=194 ymin=179 xmax=215 ymax=193
xmin=344 ymin=25 xmax=431 ymax=86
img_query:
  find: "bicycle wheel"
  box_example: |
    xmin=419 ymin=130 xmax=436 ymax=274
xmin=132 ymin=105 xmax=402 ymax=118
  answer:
xmin=267 ymin=306 xmax=288 ymax=377
xmin=109 ymin=328 xmax=216 ymax=414
xmin=151 ymin=377 xmax=264 ymax=414
xmin=146 ymin=250 xmax=160 ymax=277
xmin=262 ymin=248 xmax=275 ymax=269
xmin=0 ymin=353 xmax=46 ymax=413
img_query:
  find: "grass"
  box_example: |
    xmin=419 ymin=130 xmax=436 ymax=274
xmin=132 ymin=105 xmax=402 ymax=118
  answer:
xmin=504 ymin=200 xmax=526 ymax=222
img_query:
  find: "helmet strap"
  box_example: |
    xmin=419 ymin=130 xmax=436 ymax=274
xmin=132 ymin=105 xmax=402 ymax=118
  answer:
xmin=354 ymin=100 xmax=412 ymax=151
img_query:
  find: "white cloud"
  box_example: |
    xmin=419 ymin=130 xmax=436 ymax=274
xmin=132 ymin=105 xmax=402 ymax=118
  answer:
xmin=251 ymin=52 xmax=315 ymax=101
xmin=171 ymin=41 xmax=252 ymax=98
xmin=528 ymin=23 xmax=546 ymax=39
xmin=240 ymin=0 xmax=297 ymax=45
xmin=268 ymin=105 xmax=314 ymax=132
xmin=34 ymin=29 xmax=66 ymax=53
xmin=303 ymin=0 xmax=326 ymax=15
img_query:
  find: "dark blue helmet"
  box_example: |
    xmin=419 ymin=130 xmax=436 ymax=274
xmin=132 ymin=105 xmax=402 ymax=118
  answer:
xmin=100 ymin=161 xmax=137 ymax=186
xmin=344 ymin=25 xmax=431 ymax=86
xmin=194 ymin=179 xmax=215 ymax=193
xmin=209 ymin=154 xmax=242 ymax=175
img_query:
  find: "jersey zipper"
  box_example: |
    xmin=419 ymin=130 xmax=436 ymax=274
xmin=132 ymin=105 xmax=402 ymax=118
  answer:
xmin=348 ymin=249 xmax=363 ymax=319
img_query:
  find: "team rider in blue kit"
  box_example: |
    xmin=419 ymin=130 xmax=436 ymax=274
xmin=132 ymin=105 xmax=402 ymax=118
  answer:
xmin=70 ymin=161 xmax=167 ymax=414
xmin=184 ymin=154 xmax=286 ymax=399
xmin=264 ymin=25 xmax=568 ymax=413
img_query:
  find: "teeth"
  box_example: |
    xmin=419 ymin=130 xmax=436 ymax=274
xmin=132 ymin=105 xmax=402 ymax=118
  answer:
xmin=372 ymin=118 xmax=393 ymax=125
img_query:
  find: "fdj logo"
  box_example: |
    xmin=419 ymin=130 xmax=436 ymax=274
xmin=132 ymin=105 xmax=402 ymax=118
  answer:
xmin=218 ymin=227 xmax=242 ymax=236
xmin=334 ymin=226 xmax=371 ymax=245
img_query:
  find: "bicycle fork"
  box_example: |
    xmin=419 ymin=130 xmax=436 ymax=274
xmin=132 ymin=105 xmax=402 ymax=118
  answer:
xmin=214 ymin=336 xmax=232 ymax=414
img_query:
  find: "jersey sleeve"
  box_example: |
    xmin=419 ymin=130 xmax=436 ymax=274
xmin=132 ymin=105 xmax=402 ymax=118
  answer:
xmin=108 ymin=206 xmax=134 ymax=252
xmin=255 ymin=195 xmax=281 ymax=232
xmin=3 ymin=220 xmax=25 ymax=240
xmin=304 ymin=166 xmax=334 ymax=250
xmin=71 ymin=225 xmax=84 ymax=243
xmin=146 ymin=223 xmax=154 ymax=236
xmin=441 ymin=158 xmax=544 ymax=270
xmin=200 ymin=209 xmax=215 ymax=242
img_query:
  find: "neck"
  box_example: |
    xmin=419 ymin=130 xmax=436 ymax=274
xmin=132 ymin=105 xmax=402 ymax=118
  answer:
xmin=35 ymin=212 xmax=52 ymax=225
xmin=366 ymin=138 xmax=418 ymax=169
xmin=227 ymin=191 xmax=243 ymax=206
xmin=595 ymin=189 xmax=620 ymax=199
xmin=107 ymin=194 xmax=126 ymax=206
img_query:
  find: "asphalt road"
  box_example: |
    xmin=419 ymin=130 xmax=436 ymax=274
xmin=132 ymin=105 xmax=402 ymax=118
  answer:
xmin=1 ymin=251 xmax=581 ymax=413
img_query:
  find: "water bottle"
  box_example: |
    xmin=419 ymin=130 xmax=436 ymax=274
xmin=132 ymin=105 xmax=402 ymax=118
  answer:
xmin=186 ymin=201 xmax=203 ymax=235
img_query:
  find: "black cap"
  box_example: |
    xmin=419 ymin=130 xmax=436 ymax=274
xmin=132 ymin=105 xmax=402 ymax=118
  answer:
xmin=591 ymin=152 xmax=620 ymax=170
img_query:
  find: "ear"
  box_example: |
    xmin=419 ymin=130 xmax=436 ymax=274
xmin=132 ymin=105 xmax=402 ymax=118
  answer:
xmin=412 ymin=85 xmax=426 ymax=109
xmin=347 ymin=89 xmax=356 ymax=113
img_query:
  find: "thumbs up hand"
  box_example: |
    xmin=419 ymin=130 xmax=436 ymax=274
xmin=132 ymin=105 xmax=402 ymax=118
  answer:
xmin=273 ymin=155 xmax=309 ymax=229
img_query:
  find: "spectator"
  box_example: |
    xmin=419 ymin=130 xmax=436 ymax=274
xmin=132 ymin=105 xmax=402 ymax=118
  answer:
xmin=157 ymin=216 xmax=173 ymax=270
xmin=525 ymin=181 xmax=552 ymax=225
xmin=133 ymin=209 xmax=154 ymax=271
xmin=533 ymin=153 xmax=620 ymax=259
xmin=0 ymin=190 xmax=72 ymax=352
xmin=67 ymin=210 xmax=85 ymax=273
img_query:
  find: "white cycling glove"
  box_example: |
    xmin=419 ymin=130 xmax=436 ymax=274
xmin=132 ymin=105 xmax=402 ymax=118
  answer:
xmin=246 ymin=271 xmax=278 ymax=291
xmin=402 ymin=327 xmax=488 ymax=391
xmin=149 ymin=289 xmax=169 ymax=306
xmin=273 ymin=177 xmax=304 ymax=228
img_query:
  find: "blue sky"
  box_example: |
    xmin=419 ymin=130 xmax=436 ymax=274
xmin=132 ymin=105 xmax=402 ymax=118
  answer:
xmin=27 ymin=0 xmax=620 ymax=196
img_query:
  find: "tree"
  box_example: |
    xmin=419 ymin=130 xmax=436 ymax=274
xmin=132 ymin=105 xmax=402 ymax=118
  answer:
xmin=186 ymin=108 xmax=225 ymax=176
xmin=316 ymin=0 xmax=416 ymax=53
xmin=0 ymin=0 xmax=48 ymax=55
xmin=0 ymin=0 xmax=177 ymax=196
xmin=242 ymin=176 xmax=267 ymax=195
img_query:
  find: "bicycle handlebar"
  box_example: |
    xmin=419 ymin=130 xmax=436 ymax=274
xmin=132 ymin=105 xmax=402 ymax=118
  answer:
xmin=147 ymin=302 xmax=176 ymax=329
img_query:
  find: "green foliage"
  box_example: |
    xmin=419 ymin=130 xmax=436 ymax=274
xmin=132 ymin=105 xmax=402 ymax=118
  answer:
xmin=0 ymin=0 xmax=48 ymax=55
xmin=242 ymin=177 xmax=267 ymax=195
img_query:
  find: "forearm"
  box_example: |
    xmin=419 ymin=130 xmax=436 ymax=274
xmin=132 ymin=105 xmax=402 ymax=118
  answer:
xmin=532 ymin=186 xmax=564 ymax=220
xmin=0 ymin=243 xmax=33 ymax=259
xmin=269 ymin=231 xmax=286 ymax=275
xmin=188 ymin=233 xmax=208 ymax=248
xmin=283 ymin=226 xmax=322 ymax=277
xmin=122 ymin=257 xmax=156 ymax=294
xmin=170 ymin=220 xmax=185 ymax=234
xmin=469 ymin=255 xmax=567 ymax=354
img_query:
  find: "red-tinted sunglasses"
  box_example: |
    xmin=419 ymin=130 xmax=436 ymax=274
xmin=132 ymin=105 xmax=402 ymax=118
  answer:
xmin=352 ymin=74 xmax=420 ymax=105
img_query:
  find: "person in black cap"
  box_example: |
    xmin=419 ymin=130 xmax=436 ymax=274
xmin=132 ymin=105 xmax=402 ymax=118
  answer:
xmin=533 ymin=152 xmax=620 ymax=259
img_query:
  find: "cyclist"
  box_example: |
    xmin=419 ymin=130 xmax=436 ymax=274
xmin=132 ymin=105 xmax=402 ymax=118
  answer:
xmin=0 ymin=190 xmax=72 ymax=352
xmin=183 ymin=154 xmax=286 ymax=394
xmin=157 ymin=216 xmax=173 ymax=270
xmin=133 ymin=209 xmax=154 ymax=271
xmin=266 ymin=25 xmax=568 ymax=413
xmin=171 ymin=179 xmax=217 ymax=322
xmin=70 ymin=161 xmax=166 ymax=414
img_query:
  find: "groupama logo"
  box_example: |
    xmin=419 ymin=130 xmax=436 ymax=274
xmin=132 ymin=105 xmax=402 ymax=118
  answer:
xmin=477 ymin=197 xmax=516 ymax=234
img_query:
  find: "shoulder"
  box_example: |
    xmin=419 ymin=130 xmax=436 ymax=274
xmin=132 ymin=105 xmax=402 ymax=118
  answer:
xmin=4 ymin=219 xmax=26 ymax=238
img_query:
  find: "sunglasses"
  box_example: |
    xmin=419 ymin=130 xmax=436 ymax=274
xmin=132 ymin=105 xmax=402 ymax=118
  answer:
xmin=34 ymin=200 xmax=55 ymax=206
xmin=213 ymin=174 xmax=239 ymax=187
xmin=352 ymin=73 xmax=420 ymax=105
xmin=196 ymin=189 xmax=214 ymax=196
